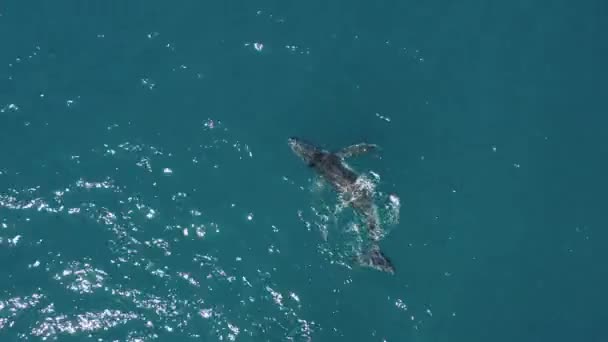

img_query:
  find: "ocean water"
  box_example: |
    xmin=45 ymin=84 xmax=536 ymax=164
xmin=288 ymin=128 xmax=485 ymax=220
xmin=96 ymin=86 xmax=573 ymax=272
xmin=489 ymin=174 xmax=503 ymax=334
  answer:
xmin=1 ymin=1 xmax=606 ymax=341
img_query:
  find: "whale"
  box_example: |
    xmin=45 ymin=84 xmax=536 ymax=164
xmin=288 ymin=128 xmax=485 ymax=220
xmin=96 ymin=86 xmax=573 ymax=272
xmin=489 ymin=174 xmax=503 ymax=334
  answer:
xmin=288 ymin=137 xmax=395 ymax=274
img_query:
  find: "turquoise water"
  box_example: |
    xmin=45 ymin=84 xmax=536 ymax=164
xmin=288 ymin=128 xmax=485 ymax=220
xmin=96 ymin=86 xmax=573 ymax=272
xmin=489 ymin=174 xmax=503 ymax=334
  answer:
xmin=1 ymin=1 xmax=606 ymax=341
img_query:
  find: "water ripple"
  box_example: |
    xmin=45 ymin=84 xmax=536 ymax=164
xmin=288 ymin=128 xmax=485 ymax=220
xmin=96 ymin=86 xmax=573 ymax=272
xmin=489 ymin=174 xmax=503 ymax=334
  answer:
xmin=52 ymin=261 xmax=107 ymax=294
xmin=30 ymin=310 xmax=140 ymax=339
xmin=0 ymin=117 xmax=319 ymax=340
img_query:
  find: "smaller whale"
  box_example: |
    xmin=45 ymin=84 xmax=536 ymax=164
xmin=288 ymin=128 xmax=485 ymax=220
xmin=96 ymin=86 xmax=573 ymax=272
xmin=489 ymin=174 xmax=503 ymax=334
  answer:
xmin=288 ymin=137 xmax=395 ymax=274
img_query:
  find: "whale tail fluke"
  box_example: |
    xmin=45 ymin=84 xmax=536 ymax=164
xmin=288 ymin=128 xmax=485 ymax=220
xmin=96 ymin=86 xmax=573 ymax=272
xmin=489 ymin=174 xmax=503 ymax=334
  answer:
xmin=357 ymin=244 xmax=395 ymax=274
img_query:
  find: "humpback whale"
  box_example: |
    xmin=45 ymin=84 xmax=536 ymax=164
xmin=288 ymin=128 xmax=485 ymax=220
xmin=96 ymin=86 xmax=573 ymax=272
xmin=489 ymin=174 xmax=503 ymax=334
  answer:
xmin=288 ymin=137 xmax=395 ymax=274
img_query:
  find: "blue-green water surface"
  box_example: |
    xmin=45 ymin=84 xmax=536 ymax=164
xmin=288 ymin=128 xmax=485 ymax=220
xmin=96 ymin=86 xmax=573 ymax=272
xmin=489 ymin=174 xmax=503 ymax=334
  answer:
xmin=1 ymin=1 xmax=606 ymax=341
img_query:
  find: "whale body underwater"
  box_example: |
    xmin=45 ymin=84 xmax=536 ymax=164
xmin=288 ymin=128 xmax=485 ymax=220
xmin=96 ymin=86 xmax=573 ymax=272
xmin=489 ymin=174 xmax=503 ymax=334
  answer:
xmin=288 ymin=137 xmax=395 ymax=274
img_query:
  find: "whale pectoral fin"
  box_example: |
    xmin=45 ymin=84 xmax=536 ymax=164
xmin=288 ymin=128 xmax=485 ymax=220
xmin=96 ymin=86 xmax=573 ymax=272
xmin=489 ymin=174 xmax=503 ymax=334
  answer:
xmin=336 ymin=143 xmax=379 ymax=159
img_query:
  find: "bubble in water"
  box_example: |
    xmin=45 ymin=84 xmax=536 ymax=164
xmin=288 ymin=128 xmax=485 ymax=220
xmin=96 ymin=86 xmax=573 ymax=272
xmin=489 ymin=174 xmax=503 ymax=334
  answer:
xmin=200 ymin=309 xmax=213 ymax=319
